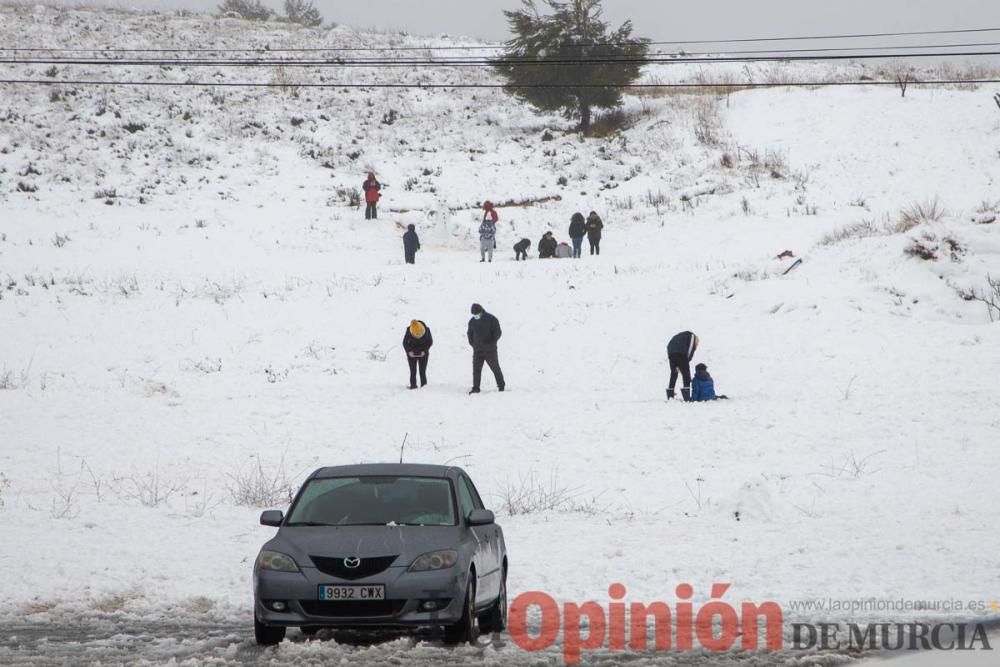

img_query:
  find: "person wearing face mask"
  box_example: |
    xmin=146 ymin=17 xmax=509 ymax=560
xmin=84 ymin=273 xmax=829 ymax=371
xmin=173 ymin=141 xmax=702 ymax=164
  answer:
xmin=467 ymin=303 xmax=505 ymax=394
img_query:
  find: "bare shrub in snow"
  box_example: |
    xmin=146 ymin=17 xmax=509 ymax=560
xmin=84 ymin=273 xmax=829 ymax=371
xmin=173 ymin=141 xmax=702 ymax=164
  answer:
xmin=0 ymin=472 xmax=10 ymax=508
xmin=904 ymin=235 xmax=938 ymax=261
xmin=643 ymin=189 xmax=668 ymax=208
xmin=0 ymin=365 xmax=30 ymax=390
xmin=226 ymin=455 xmax=295 ymax=507
xmin=50 ymin=482 xmax=79 ymax=519
xmin=894 ymin=198 xmax=946 ymax=232
xmin=692 ymin=99 xmax=721 ymax=146
xmin=904 ymin=233 xmax=964 ymax=262
xmin=264 ymin=365 xmax=289 ymax=383
xmin=180 ymin=357 xmax=222 ymax=374
xmin=819 ymin=450 xmax=886 ymax=478
xmin=497 ymin=470 xmax=603 ymax=516
xmin=970 ymin=274 xmax=1000 ymax=322
xmin=764 ymin=149 xmax=787 ymax=179
xmin=819 ymin=220 xmax=881 ymax=245
xmin=51 ymin=233 xmax=70 ymax=247
xmin=973 ymin=200 xmax=998 ymax=224
xmin=334 ymin=187 xmax=361 ymax=208
xmin=115 ymin=469 xmax=182 ymax=508
xmin=588 ymin=108 xmax=632 ymax=137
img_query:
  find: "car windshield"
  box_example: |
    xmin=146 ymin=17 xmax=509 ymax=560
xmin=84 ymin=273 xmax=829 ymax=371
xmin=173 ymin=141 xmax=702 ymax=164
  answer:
xmin=285 ymin=476 xmax=457 ymax=527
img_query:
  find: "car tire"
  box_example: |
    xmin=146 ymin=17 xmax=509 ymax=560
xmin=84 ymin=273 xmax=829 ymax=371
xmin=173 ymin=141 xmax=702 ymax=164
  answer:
xmin=254 ymin=615 xmax=286 ymax=646
xmin=478 ymin=569 xmax=507 ymax=634
xmin=443 ymin=574 xmax=477 ymax=645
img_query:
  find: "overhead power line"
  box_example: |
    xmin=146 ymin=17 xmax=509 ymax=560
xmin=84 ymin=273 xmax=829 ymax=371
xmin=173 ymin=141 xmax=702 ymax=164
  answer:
xmin=2 ymin=25 xmax=1000 ymax=54
xmin=3 ymin=48 xmax=1000 ymax=68
xmin=2 ymin=78 xmax=998 ymax=89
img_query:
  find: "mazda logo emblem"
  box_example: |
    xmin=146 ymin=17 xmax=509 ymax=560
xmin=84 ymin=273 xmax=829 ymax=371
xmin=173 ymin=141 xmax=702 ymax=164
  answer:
xmin=343 ymin=557 xmax=361 ymax=569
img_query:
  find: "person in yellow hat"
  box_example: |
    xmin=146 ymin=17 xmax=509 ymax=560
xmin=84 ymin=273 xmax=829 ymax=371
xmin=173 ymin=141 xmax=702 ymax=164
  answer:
xmin=402 ymin=319 xmax=433 ymax=389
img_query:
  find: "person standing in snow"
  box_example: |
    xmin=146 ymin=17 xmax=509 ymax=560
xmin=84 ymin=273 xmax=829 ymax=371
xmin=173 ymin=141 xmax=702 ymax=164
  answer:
xmin=467 ymin=303 xmax=505 ymax=394
xmin=513 ymin=237 xmax=530 ymax=261
xmin=568 ymin=212 xmax=586 ymax=258
xmin=362 ymin=172 xmax=381 ymax=220
xmin=537 ymin=231 xmax=557 ymax=258
xmin=666 ymin=330 xmax=699 ymax=401
xmin=402 ymin=319 xmax=433 ymax=389
xmin=585 ymin=211 xmax=604 ymax=255
xmin=403 ymin=224 xmax=420 ymax=264
xmin=479 ymin=201 xmax=498 ymax=262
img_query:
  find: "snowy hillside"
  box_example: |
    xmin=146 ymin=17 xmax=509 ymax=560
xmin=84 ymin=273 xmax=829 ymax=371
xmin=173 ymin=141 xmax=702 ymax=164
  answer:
xmin=2 ymin=3 xmax=1000 ymax=661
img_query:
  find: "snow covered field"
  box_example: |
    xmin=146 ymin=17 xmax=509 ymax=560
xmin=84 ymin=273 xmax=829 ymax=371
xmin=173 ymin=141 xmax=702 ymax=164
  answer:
xmin=2 ymin=5 xmax=1000 ymax=664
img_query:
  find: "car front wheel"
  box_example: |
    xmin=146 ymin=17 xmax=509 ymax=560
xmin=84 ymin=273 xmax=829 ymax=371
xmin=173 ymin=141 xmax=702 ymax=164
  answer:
xmin=478 ymin=570 xmax=507 ymax=634
xmin=254 ymin=614 xmax=286 ymax=646
xmin=443 ymin=574 xmax=477 ymax=644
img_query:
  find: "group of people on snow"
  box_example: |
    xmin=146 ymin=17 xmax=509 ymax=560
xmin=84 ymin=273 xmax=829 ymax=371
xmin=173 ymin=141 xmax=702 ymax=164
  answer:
xmin=401 ymin=315 xmax=726 ymax=402
xmin=367 ymin=172 xmax=727 ymax=402
xmin=500 ymin=206 xmax=605 ymax=261
xmin=401 ymin=304 xmax=505 ymax=394
xmin=398 ymin=201 xmax=606 ymax=264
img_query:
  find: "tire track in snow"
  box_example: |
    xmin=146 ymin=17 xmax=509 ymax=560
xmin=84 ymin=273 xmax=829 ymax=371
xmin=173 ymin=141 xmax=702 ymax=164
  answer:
xmin=0 ymin=619 xmax=864 ymax=666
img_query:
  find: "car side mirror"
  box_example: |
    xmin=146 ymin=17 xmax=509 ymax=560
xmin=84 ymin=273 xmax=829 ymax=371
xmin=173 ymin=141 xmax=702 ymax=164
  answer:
xmin=260 ymin=510 xmax=284 ymax=527
xmin=467 ymin=509 xmax=494 ymax=526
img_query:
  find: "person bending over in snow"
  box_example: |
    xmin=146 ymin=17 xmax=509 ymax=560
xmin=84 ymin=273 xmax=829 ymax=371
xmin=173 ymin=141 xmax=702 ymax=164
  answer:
xmin=691 ymin=363 xmax=728 ymax=401
xmin=666 ymin=330 xmax=699 ymax=401
xmin=513 ymin=238 xmax=530 ymax=261
xmin=402 ymin=319 xmax=433 ymax=389
xmin=537 ymin=231 xmax=557 ymax=259
xmin=479 ymin=201 xmax=498 ymax=262
xmin=402 ymin=224 xmax=420 ymax=264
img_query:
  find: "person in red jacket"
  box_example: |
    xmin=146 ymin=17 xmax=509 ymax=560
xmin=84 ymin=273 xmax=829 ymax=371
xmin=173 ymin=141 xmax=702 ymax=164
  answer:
xmin=363 ymin=172 xmax=381 ymax=220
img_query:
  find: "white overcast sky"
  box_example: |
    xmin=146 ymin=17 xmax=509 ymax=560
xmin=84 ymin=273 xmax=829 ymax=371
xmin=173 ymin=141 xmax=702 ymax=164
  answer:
xmin=97 ymin=0 xmax=1000 ymax=44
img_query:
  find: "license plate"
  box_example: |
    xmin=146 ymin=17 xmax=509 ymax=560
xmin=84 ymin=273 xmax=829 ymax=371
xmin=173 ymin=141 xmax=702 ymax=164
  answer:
xmin=318 ymin=584 xmax=385 ymax=601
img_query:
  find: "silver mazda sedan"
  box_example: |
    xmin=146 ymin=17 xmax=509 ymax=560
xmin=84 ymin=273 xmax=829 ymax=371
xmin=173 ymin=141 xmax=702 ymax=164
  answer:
xmin=253 ymin=463 xmax=508 ymax=645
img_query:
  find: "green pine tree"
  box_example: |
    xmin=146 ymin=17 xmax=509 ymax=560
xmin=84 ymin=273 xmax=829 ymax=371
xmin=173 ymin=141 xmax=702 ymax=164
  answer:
xmin=493 ymin=0 xmax=649 ymax=133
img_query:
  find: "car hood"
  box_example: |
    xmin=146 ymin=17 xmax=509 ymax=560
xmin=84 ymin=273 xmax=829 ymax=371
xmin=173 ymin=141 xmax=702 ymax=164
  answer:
xmin=263 ymin=524 xmax=465 ymax=565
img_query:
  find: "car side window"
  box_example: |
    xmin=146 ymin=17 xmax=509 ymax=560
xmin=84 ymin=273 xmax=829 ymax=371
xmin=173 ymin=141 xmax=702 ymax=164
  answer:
xmin=457 ymin=477 xmax=477 ymax=519
xmin=464 ymin=477 xmax=485 ymax=510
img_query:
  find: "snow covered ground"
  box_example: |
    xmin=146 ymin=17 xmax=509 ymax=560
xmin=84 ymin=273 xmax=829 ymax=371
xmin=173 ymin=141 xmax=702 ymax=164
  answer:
xmin=2 ymin=5 xmax=1000 ymax=664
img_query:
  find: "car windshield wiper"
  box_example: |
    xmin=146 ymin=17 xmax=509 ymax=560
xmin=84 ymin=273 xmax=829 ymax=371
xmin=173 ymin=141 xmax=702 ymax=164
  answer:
xmin=284 ymin=521 xmax=335 ymax=527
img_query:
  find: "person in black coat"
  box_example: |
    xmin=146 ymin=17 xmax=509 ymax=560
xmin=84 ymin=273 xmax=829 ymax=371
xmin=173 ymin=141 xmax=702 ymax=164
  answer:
xmin=585 ymin=211 xmax=604 ymax=255
xmin=403 ymin=319 xmax=433 ymax=388
xmin=666 ymin=330 xmax=699 ymax=401
xmin=537 ymin=231 xmax=557 ymax=259
xmin=568 ymin=212 xmax=586 ymax=258
xmin=513 ymin=238 xmax=530 ymax=261
xmin=467 ymin=303 xmax=505 ymax=394
xmin=403 ymin=224 xmax=420 ymax=264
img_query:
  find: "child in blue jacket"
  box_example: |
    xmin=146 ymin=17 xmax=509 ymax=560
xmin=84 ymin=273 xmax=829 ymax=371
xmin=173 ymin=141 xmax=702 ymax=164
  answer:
xmin=691 ymin=363 xmax=727 ymax=401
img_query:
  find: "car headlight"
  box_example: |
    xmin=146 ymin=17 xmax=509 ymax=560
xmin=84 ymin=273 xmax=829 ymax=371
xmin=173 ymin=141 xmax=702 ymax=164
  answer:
xmin=408 ymin=549 xmax=458 ymax=572
xmin=257 ymin=550 xmax=300 ymax=572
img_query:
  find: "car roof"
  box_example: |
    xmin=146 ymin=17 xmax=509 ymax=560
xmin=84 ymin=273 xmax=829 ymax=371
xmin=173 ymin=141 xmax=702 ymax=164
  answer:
xmin=311 ymin=463 xmax=464 ymax=480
